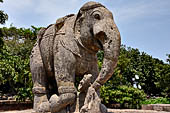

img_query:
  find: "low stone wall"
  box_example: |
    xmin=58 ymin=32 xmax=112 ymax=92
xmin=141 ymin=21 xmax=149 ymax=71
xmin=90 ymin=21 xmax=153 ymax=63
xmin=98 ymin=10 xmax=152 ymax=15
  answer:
xmin=0 ymin=100 xmax=33 ymax=111
xmin=142 ymin=104 xmax=170 ymax=112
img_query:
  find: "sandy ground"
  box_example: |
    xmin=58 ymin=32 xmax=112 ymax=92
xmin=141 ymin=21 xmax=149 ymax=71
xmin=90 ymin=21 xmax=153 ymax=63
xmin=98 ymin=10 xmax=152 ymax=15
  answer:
xmin=0 ymin=109 xmax=32 ymax=113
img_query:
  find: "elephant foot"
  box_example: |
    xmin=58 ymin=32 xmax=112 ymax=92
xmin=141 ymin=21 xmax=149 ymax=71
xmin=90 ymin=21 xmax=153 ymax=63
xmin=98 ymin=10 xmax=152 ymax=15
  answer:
xmin=33 ymin=87 xmax=50 ymax=113
xmin=49 ymin=93 xmax=76 ymax=113
xmin=32 ymin=102 xmax=50 ymax=113
xmin=37 ymin=101 xmax=50 ymax=113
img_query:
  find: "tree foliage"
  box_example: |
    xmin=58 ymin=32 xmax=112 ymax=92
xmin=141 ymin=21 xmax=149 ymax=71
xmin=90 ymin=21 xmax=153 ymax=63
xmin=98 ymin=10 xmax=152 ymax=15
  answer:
xmin=99 ymin=45 xmax=170 ymax=108
xmin=0 ymin=45 xmax=33 ymax=100
xmin=0 ymin=26 xmax=40 ymax=101
xmin=166 ymin=54 xmax=170 ymax=64
xmin=101 ymin=85 xmax=146 ymax=109
xmin=142 ymin=97 xmax=170 ymax=105
xmin=0 ymin=0 xmax=8 ymax=24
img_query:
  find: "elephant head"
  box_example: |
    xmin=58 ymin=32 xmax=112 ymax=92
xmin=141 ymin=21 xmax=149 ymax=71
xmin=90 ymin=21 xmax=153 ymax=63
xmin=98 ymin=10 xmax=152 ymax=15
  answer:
xmin=74 ymin=2 xmax=121 ymax=90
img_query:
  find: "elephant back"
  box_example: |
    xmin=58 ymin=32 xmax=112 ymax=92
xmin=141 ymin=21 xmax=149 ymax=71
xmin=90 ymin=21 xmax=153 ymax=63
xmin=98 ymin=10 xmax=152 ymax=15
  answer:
xmin=41 ymin=14 xmax=75 ymax=39
xmin=38 ymin=14 xmax=75 ymax=77
xmin=55 ymin=14 xmax=75 ymax=31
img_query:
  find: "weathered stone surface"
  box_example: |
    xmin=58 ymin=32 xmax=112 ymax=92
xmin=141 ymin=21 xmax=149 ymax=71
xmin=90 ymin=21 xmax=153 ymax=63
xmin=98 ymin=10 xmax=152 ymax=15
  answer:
xmin=37 ymin=101 xmax=50 ymax=113
xmin=78 ymin=74 xmax=92 ymax=92
xmin=30 ymin=1 xmax=121 ymax=113
xmin=49 ymin=93 xmax=76 ymax=113
xmin=80 ymin=87 xmax=107 ymax=113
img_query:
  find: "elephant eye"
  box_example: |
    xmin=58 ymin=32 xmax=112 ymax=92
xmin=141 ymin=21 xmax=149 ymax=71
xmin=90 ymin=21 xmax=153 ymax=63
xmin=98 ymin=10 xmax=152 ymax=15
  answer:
xmin=94 ymin=13 xmax=101 ymax=20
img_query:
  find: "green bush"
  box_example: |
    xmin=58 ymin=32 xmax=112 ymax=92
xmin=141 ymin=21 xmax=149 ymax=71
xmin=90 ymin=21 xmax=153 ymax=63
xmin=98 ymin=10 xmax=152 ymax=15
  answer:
xmin=0 ymin=45 xmax=33 ymax=101
xmin=142 ymin=97 xmax=170 ymax=104
xmin=0 ymin=26 xmax=38 ymax=101
xmin=100 ymin=85 xmax=146 ymax=109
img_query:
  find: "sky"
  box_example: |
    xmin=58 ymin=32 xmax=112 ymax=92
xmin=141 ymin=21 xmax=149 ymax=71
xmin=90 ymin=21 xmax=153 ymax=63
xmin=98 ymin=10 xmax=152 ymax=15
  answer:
xmin=0 ymin=0 xmax=170 ymax=62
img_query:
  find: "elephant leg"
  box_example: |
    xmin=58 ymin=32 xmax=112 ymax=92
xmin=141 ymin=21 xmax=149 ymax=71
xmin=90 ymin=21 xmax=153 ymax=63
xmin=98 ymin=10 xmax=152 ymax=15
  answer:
xmin=30 ymin=43 xmax=50 ymax=113
xmin=49 ymin=43 xmax=77 ymax=113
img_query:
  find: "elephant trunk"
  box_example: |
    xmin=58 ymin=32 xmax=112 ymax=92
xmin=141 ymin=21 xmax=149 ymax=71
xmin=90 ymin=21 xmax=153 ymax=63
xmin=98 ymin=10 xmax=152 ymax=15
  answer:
xmin=92 ymin=19 xmax=121 ymax=90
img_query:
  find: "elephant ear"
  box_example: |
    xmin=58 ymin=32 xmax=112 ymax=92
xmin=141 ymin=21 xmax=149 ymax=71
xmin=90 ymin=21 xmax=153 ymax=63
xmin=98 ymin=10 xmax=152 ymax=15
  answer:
xmin=74 ymin=10 xmax=83 ymax=39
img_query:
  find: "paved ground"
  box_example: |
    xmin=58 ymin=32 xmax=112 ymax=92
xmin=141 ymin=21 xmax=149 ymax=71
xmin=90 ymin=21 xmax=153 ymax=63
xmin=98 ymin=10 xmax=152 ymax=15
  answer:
xmin=0 ymin=109 xmax=169 ymax=113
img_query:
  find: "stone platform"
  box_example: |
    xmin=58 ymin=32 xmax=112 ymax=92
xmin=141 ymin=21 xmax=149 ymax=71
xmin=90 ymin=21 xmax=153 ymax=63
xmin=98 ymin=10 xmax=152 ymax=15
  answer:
xmin=1 ymin=109 xmax=169 ymax=113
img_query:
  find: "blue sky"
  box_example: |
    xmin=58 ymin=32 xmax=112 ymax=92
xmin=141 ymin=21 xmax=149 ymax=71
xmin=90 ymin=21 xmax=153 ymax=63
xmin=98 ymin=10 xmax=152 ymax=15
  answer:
xmin=0 ymin=0 xmax=170 ymax=62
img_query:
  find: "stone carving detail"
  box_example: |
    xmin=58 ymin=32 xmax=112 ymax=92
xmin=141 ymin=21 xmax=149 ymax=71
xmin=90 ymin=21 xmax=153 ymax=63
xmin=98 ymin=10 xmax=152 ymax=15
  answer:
xmin=80 ymin=87 xmax=107 ymax=113
xmin=30 ymin=1 xmax=121 ymax=113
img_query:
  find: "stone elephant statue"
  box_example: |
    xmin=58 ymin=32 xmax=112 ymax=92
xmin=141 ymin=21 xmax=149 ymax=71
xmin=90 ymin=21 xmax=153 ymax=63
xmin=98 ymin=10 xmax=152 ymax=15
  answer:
xmin=30 ymin=1 xmax=121 ymax=113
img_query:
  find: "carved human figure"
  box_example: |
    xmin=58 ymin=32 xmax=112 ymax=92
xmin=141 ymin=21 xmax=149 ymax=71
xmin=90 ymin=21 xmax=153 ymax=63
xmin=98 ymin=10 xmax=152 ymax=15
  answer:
xmin=30 ymin=1 xmax=121 ymax=113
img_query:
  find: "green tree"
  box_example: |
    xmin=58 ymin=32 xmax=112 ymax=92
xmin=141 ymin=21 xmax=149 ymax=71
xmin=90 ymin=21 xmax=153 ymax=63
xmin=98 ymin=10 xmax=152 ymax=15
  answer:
xmin=0 ymin=0 xmax=8 ymax=24
xmin=0 ymin=0 xmax=8 ymax=51
xmin=117 ymin=46 xmax=165 ymax=96
xmin=1 ymin=26 xmax=38 ymax=58
xmin=166 ymin=54 xmax=170 ymax=64
xmin=158 ymin=63 xmax=170 ymax=97
xmin=0 ymin=45 xmax=32 ymax=97
xmin=0 ymin=29 xmax=4 ymax=50
xmin=99 ymin=45 xmax=170 ymax=107
xmin=0 ymin=25 xmax=40 ymax=101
